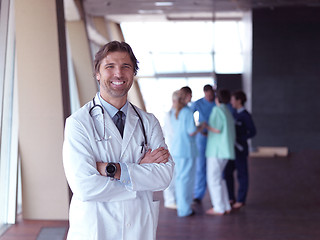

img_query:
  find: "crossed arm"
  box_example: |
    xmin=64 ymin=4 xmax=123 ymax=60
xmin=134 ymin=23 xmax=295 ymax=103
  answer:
xmin=96 ymin=147 xmax=170 ymax=179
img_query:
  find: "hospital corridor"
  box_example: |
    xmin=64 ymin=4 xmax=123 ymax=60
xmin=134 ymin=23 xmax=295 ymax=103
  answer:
xmin=0 ymin=0 xmax=320 ymax=239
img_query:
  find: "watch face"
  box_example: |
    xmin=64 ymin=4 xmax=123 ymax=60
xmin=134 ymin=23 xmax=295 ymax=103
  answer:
xmin=106 ymin=164 xmax=116 ymax=174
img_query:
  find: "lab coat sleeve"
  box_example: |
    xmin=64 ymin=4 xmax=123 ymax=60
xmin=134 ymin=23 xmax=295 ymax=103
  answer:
xmin=63 ymin=116 xmax=136 ymax=202
xmin=126 ymin=115 xmax=175 ymax=192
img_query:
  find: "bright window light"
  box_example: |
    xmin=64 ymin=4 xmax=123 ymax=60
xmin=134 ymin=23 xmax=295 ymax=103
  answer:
xmin=213 ymin=21 xmax=243 ymax=73
xmin=152 ymin=53 xmax=184 ymax=73
xmin=138 ymin=77 xmax=213 ymax=126
xmin=182 ymin=53 xmax=214 ymax=72
xmin=121 ymin=21 xmax=215 ymax=76
xmin=215 ymin=53 xmax=243 ymax=73
xmin=121 ymin=20 xmax=242 ymax=122
xmin=155 ymin=2 xmax=174 ymax=7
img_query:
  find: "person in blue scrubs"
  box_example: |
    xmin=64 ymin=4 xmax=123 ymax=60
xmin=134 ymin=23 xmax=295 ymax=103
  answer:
xmin=170 ymin=87 xmax=203 ymax=217
xmin=190 ymin=85 xmax=216 ymax=203
xmin=224 ymin=90 xmax=256 ymax=209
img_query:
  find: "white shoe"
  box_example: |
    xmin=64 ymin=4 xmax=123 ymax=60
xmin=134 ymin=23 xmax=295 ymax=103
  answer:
xmin=164 ymin=204 xmax=177 ymax=209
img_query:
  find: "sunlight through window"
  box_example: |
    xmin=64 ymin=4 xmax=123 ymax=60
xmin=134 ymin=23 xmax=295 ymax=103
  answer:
xmin=121 ymin=21 xmax=243 ymax=124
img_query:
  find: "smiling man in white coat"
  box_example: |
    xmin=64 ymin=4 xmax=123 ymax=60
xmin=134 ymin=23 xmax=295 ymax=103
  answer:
xmin=63 ymin=41 xmax=174 ymax=240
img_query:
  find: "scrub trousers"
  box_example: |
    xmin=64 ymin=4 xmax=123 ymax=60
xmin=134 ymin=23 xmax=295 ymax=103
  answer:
xmin=193 ymin=134 xmax=207 ymax=200
xmin=224 ymin=154 xmax=249 ymax=203
xmin=207 ymin=157 xmax=231 ymax=213
xmin=175 ymin=157 xmax=196 ymax=217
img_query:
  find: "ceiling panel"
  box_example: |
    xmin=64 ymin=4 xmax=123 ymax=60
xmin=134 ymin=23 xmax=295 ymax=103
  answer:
xmin=82 ymin=0 xmax=320 ymax=22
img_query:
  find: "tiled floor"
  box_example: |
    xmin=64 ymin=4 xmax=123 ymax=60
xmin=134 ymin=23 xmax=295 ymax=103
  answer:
xmin=0 ymin=216 xmax=68 ymax=240
xmin=1 ymin=150 xmax=320 ymax=240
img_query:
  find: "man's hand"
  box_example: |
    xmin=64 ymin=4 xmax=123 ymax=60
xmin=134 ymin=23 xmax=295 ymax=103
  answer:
xmin=96 ymin=162 xmax=121 ymax=179
xmin=96 ymin=162 xmax=107 ymax=176
xmin=139 ymin=147 xmax=170 ymax=164
xmin=203 ymin=122 xmax=220 ymax=133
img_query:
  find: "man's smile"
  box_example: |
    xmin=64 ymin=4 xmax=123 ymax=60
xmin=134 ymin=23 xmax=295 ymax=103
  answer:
xmin=111 ymin=81 xmax=125 ymax=86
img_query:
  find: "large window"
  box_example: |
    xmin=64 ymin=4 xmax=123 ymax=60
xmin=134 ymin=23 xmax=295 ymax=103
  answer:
xmin=121 ymin=21 xmax=243 ymax=124
xmin=121 ymin=21 xmax=215 ymax=77
xmin=0 ymin=0 xmax=19 ymax=235
xmin=214 ymin=21 xmax=243 ymax=73
xmin=138 ymin=77 xmax=213 ymax=124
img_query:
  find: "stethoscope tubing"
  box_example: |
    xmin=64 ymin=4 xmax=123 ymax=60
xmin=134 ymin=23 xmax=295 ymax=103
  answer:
xmin=129 ymin=102 xmax=147 ymax=146
xmin=89 ymin=98 xmax=147 ymax=146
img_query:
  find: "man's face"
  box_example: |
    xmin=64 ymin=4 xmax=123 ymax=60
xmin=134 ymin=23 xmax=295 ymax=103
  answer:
xmin=96 ymin=51 xmax=134 ymax=104
xmin=204 ymin=90 xmax=215 ymax=102
xmin=185 ymin=93 xmax=192 ymax=104
xmin=231 ymin=95 xmax=241 ymax=109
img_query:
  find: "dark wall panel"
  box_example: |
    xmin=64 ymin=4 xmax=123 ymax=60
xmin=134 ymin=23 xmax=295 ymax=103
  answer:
xmin=216 ymin=74 xmax=242 ymax=92
xmin=252 ymin=7 xmax=320 ymax=151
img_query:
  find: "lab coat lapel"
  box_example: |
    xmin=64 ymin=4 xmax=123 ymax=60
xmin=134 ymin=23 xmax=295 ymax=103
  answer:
xmin=122 ymin=104 xmax=139 ymax=154
xmin=89 ymin=96 xmax=105 ymax=137
xmin=91 ymin=95 xmax=123 ymax=144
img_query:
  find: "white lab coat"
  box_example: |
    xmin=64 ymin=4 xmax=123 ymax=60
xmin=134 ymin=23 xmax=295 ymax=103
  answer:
xmin=63 ymin=94 xmax=174 ymax=240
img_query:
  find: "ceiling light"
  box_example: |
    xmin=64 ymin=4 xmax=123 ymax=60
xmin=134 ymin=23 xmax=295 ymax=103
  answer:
xmin=155 ymin=2 xmax=174 ymax=7
xmin=138 ymin=9 xmax=164 ymax=14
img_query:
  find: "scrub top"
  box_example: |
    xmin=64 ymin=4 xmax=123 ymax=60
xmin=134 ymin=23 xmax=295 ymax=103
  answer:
xmin=206 ymin=104 xmax=235 ymax=160
xmin=190 ymin=97 xmax=216 ymax=123
xmin=170 ymin=106 xmax=197 ymax=159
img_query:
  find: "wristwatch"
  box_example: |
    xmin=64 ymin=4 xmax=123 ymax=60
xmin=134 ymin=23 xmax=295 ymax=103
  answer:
xmin=105 ymin=163 xmax=117 ymax=179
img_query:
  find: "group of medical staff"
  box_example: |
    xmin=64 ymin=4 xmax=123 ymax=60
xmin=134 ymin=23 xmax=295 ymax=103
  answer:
xmin=163 ymin=84 xmax=256 ymax=217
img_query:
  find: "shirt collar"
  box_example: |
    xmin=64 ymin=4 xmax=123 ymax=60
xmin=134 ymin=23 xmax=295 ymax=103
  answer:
xmin=98 ymin=93 xmax=128 ymax=118
xmin=237 ymin=107 xmax=245 ymax=113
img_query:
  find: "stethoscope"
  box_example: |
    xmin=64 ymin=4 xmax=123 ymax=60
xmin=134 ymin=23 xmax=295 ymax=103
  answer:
xmin=89 ymin=98 xmax=148 ymax=153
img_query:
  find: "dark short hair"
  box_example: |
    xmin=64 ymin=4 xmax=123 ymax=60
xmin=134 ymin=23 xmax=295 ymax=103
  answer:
xmin=232 ymin=90 xmax=247 ymax=105
xmin=216 ymin=89 xmax=231 ymax=104
xmin=94 ymin=41 xmax=139 ymax=76
xmin=180 ymin=86 xmax=192 ymax=95
xmin=203 ymin=84 xmax=214 ymax=92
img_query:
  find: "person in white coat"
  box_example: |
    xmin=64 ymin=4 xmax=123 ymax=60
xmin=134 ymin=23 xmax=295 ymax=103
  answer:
xmin=63 ymin=41 xmax=174 ymax=240
xmin=162 ymin=90 xmax=179 ymax=209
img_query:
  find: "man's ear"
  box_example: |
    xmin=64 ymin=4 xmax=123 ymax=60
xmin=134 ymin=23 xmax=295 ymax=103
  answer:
xmin=96 ymin=73 xmax=101 ymax=81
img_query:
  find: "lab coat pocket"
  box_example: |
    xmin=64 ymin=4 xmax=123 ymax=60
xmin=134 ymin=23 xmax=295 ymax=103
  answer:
xmin=130 ymin=136 xmax=146 ymax=163
xmin=151 ymin=200 xmax=160 ymax=238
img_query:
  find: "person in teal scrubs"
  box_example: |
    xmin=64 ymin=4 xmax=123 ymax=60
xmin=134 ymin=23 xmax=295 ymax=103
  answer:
xmin=205 ymin=89 xmax=235 ymax=215
xmin=170 ymin=87 xmax=203 ymax=217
